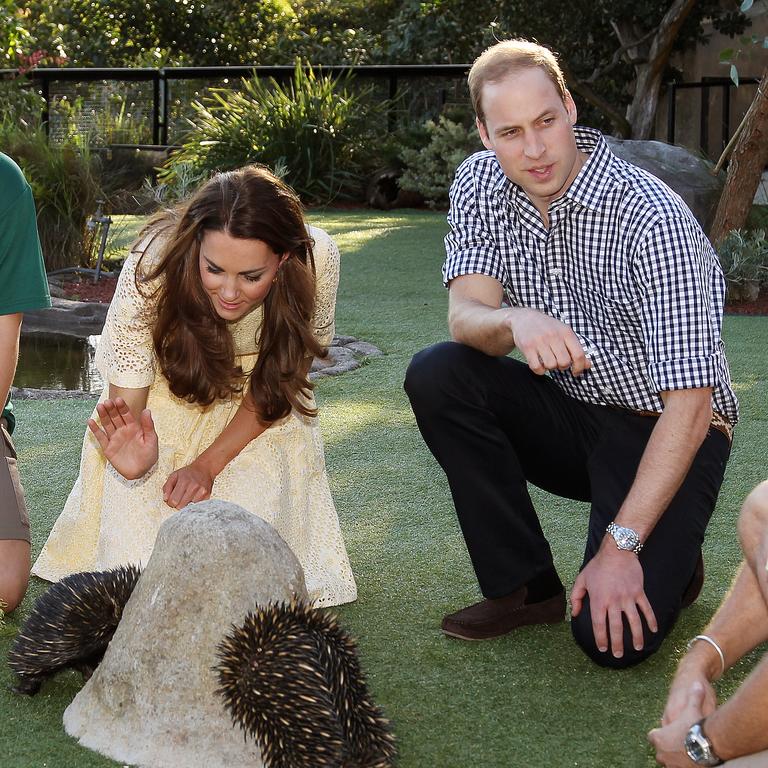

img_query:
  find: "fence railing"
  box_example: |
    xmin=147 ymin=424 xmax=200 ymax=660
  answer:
xmin=10 ymin=64 xmax=471 ymax=148
xmin=666 ymin=76 xmax=761 ymax=157
xmin=5 ymin=66 xmax=760 ymax=159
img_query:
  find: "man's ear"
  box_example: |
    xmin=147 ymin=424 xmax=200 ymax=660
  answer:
xmin=564 ymin=90 xmax=578 ymax=126
xmin=477 ymin=116 xmax=493 ymax=151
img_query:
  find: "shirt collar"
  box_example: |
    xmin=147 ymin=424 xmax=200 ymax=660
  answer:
xmin=491 ymin=126 xmax=615 ymax=212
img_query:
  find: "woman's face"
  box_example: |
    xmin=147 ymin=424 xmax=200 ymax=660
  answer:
xmin=198 ymin=230 xmax=286 ymax=321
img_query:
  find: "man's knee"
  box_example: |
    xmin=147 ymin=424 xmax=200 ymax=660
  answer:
xmin=404 ymin=341 xmax=479 ymax=405
xmin=0 ymin=539 xmax=31 ymax=612
xmin=738 ymin=481 xmax=768 ymax=551
xmin=570 ymin=602 xmax=665 ymax=670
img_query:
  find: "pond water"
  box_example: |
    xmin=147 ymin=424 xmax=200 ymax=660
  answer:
xmin=15 ymin=334 xmax=103 ymax=394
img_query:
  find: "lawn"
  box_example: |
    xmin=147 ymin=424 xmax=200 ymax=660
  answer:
xmin=2 ymin=209 xmax=767 ymax=767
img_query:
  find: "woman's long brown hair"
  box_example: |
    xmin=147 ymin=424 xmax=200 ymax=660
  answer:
xmin=136 ymin=165 xmax=324 ymax=422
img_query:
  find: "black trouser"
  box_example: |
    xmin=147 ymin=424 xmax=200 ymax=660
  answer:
xmin=404 ymin=342 xmax=731 ymax=668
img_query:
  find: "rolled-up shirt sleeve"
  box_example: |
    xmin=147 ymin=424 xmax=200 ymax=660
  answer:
xmin=633 ymin=215 xmax=727 ymax=392
xmin=443 ymin=158 xmax=507 ymax=287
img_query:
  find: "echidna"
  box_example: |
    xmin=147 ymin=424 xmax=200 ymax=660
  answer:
xmin=8 ymin=564 xmax=141 ymax=695
xmin=214 ymin=600 xmax=396 ymax=768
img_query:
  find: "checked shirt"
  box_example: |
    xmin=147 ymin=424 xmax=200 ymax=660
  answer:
xmin=443 ymin=126 xmax=739 ymax=425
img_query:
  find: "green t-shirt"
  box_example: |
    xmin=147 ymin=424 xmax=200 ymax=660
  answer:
xmin=0 ymin=152 xmax=51 ymax=314
xmin=1 ymin=153 xmax=51 ymax=424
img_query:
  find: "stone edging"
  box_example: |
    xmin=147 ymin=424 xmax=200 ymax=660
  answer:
xmin=12 ymin=334 xmax=382 ymax=400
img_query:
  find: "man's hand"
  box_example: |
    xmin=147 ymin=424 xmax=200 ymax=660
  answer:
xmin=662 ymin=659 xmax=717 ymax=726
xmin=570 ymin=545 xmax=658 ymax=658
xmin=88 ymin=397 xmax=158 ymax=480
xmin=507 ymin=308 xmax=591 ymax=376
xmin=648 ymin=682 xmax=707 ymax=766
xmin=162 ymin=460 xmax=214 ymax=509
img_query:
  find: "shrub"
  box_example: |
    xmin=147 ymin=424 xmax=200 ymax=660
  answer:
xmin=0 ymin=121 xmax=103 ymax=272
xmin=398 ymin=116 xmax=482 ymax=207
xmin=159 ymin=61 xmax=383 ymax=204
xmin=717 ymin=228 xmax=768 ymax=302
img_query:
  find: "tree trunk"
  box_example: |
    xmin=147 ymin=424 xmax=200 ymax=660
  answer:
xmin=615 ymin=0 xmax=698 ymax=139
xmin=710 ymin=67 xmax=768 ymax=246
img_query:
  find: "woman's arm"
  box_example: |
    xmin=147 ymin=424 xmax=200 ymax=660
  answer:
xmin=162 ymin=392 xmax=271 ymax=508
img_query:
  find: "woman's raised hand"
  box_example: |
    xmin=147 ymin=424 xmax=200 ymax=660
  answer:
xmin=88 ymin=397 xmax=159 ymax=480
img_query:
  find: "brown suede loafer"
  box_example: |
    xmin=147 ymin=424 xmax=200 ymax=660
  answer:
xmin=441 ymin=587 xmax=566 ymax=641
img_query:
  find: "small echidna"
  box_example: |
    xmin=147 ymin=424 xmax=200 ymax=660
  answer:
xmin=214 ymin=600 xmax=396 ymax=768
xmin=8 ymin=564 xmax=141 ymax=695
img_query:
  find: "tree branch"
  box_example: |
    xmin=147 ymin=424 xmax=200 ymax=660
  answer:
xmin=562 ymin=62 xmax=632 ymax=137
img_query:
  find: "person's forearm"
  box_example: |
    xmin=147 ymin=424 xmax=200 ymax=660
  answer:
xmin=0 ymin=313 xmax=22 ymax=409
xmin=448 ymin=299 xmax=517 ymax=356
xmin=687 ymin=562 xmax=768 ymax=679
xmin=109 ymin=384 xmax=150 ymax=421
xmin=612 ymin=390 xmax=712 ymax=541
xmin=193 ymin=394 xmax=270 ymax=478
xmin=704 ymin=652 xmax=768 ymax=761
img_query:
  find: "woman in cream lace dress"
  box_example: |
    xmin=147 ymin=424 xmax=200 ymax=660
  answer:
xmin=32 ymin=166 xmax=356 ymax=607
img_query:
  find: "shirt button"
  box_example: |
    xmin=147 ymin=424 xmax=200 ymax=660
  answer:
xmin=551 ymin=268 xmax=563 ymax=277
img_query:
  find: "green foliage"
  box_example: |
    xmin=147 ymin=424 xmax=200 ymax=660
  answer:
xmin=399 ymin=116 xmax=483 ymax=207
xmin=717 ymin=228 xmax=768 ymax=301
xmin=0 ymin=121 xmax=102 ymax=272
xmin=0 ymin=77 xmax=44 ymax=127
xmin=161 ymin=61 xmax=384 ymax=203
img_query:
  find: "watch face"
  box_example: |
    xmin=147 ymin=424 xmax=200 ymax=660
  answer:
xmin=685 ymin=724 xmax=721 ymax=766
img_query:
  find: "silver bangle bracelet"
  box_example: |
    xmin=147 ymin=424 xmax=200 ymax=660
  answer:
xmin=687 ymin=634 xmax=726 ymax=677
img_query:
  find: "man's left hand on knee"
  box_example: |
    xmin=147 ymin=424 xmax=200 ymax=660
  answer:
xmin=571 ymin=546 xmax=658 ymax=659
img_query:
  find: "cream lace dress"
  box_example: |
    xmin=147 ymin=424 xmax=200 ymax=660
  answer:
xmin=32 ymin=225 xmax=357 ymax=607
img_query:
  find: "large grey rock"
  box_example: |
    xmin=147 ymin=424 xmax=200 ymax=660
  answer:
xmin=606 ymin=137 xmax=725 ymax=234
xmin=63 ymin=500 xmax=308 ymax=768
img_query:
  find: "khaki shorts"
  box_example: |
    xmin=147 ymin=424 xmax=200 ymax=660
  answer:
xmin=0 ymin=424 xmax=30 ymax=542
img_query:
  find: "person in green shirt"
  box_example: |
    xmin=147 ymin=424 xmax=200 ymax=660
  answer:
xmin=0 ymin=152 xmax=51 ymax=612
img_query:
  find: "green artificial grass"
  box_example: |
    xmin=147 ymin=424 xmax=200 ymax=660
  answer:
xmin=2 ymin=209 xmax=767 ymax=767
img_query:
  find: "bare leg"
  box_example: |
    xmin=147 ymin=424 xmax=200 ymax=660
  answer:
xmin=738 ymin=481 xmax=768 ymax=609
xmin=0 ymin=539 xmax=30 ymax=612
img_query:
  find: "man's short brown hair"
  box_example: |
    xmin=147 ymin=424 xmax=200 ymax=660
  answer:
xmin=469 ymin=39 xmax=568 ymax=124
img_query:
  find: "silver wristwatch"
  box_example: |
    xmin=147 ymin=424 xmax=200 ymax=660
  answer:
xmin=606 ymin=522 xmax=643 ymax=554
xmin=685 ymin=720 xmax=724 ymax=766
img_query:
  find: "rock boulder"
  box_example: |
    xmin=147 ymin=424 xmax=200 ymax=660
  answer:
xmin=606 ymin=137 xmax=725 ymax=234
xmin=63 ymin=500 xmax=308 ymax=768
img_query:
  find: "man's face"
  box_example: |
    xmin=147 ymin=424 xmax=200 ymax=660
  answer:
xmin=476 ymin=67 xmax=585 ymax=216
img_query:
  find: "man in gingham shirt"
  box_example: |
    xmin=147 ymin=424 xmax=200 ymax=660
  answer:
xmin=405 ymin=39 xmax=738 ymax=668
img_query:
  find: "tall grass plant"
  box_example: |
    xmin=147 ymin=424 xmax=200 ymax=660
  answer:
xmin=160 ymin=61 xmax=384 ymax=203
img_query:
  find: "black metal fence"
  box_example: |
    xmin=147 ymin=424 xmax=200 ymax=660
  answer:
xmin=666 ymin=76 xmax=761 ymax=158
xmin=12 ymin=64 xmax=471 ymax=149
xmin=5 ymin=65 xmax=760 ymax=160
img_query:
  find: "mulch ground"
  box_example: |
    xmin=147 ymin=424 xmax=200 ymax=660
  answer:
xmin=58 ymin=274 xmax=768 ymax=315
xmin=58 ymin=275 xmax=118 ymax=303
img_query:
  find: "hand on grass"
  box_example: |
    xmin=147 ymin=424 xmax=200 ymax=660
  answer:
xmin=570 ymin=545 xmax=657 ymax=659
xmin=88 ymin=397 xmax=158 ymax=480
